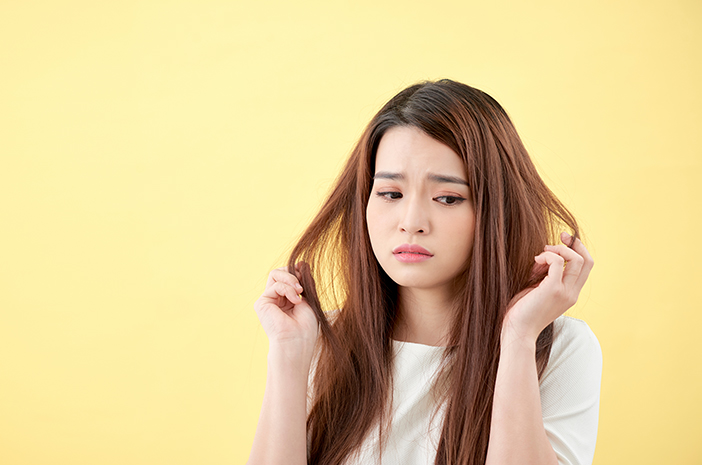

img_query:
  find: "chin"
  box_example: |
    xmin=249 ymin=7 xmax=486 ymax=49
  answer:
xmin=385 ymin=271 xmax=445 ymax=291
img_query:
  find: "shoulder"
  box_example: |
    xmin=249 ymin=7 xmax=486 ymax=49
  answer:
xmin=541 ymin=315 xmax=602 ymax=393
xmin=540 ymin=315 xmax=603 ymax=465
xmin=549 ymin=315 xmax=602 ymax=366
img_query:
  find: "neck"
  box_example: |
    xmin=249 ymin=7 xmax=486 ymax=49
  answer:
xmin=393 ymin=286 xmax=454 ymax=346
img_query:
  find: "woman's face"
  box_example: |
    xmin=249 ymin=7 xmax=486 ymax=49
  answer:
xmin=366 ymin=126 xmax=476 ymax=296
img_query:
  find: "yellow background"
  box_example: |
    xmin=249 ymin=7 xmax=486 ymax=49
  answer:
xmin=1 ymin=1 xmax=700 ymax=463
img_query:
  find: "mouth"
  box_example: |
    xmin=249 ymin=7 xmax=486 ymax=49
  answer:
xmin=392 ymin=244 xmax=433 ymax=262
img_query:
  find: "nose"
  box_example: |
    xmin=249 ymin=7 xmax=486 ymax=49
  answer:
xmin=399 ymin=196 xmax=429 ymax=235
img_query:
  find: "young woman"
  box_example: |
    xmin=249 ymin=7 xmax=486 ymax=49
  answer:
xmin=248 ymin=79 xmax=602 ymax=465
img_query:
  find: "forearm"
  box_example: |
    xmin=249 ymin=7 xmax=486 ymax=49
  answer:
xmin=485 ymin=332 xmax=558 ymax=465
xmin=247 ymin=344 xmax=311 ymax=465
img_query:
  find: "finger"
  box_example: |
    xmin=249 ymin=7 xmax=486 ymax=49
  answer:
xmin=266 ymin=268 xmax=304 ymax=293
xmin=534 ymin=250 xmax=565 ymax=285
xmin=292 ymin=261 xmax=310 ymax=281
xmin=261 ymin=281 xmax=302 ymax=306
xmin=265 ymin=267 xmax=287 ymax=287
xmin=561 ymin=232 xmax=594 ymax=288
xmin=543 ymin=243 xmax=584 ymax=289
xmin=530 ymin=259 xmax=550 ymax=279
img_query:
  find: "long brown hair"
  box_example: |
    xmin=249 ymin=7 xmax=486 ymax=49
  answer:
xmin=288 ymin=79 xmax=579 ymax=465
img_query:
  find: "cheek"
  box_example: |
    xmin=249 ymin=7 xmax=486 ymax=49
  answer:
xmin=366 ymin=202 xmax=388 ymax=239
xmin=366 ymin=204 xmax=396 ymax=267
xmin=365 ymin=204 xmax=380 ymax=250
xmin=447 ymin=214 xmax=475 ymax=260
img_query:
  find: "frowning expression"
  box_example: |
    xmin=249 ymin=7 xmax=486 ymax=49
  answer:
xmin=366 ymin=126 xmax=476 ymax=295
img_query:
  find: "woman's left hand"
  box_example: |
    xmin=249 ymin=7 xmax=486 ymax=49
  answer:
xmin=502 ymin=231 xmax=594 ymax=343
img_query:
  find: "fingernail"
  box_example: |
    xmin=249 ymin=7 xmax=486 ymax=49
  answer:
xmin=561 ymin=231 xmax=571 ymax=238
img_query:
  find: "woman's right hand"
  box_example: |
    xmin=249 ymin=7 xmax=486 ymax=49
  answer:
xmin=249 ymin=265 xmax=318 ymax=465
xmin=254 ymin=265 xmax=319 ymax=357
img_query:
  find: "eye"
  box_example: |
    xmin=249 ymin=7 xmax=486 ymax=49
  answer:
xmin=376 ymin=191 xmax=403 ymax=201
xmin=435 ymin=195 xmax=465 ymax=205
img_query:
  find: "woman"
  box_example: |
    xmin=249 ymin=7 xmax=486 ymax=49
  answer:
xmin=248 ymin=79 xmax=602 ymax=465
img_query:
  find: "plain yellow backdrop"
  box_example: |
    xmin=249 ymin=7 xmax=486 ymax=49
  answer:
xmin=1 ymin=1 xmax=700 ymax=463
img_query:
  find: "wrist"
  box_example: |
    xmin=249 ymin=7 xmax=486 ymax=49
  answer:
xmin=268 ymin=340 xmax=315 ymax=373
xmin=500 ymin=321 xmax=539 ymax=349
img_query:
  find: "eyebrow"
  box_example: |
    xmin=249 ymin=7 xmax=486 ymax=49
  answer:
xmin=373 ymin=171 xmax=470 ymax=186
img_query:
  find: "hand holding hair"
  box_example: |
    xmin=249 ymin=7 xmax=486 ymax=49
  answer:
xmin=502 ymin=231 xmax=595 ymax=344
xmin=249 ymin=262 xmax=318 ymax=465
xmin=254 ymin=265 xmax=319 ymax=361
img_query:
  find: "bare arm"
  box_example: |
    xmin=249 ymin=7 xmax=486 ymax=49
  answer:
xmin=247 ymin=342 xmax=312 ymax=465
xmin=247 ymin=267 xmax=318 ymax=465
xmin=485 ymin=232 xmax=594 ymax=465
xmin=486 ymin=330 xmax=557 ymax=465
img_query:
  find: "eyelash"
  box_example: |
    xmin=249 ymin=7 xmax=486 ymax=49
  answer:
xmin=375 ymin=191 xmax=466 ymax=205
xmin=376 ymin=191 xmax=402 ymax=200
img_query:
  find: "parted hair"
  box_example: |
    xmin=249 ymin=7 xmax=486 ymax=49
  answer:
xmin=287 ymin=79 xmax=579 ymax=465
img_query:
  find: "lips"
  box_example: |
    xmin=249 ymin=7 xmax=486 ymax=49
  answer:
xmin=392 ymin=244 xmax=433 ymax=256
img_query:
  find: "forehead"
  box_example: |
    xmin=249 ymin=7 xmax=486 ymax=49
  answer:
xmin=374 ymin=126 xmax=465 ymax=176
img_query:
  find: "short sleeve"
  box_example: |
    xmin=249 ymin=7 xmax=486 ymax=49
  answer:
xmin=539 ymin=316 xmax=603 ymax=465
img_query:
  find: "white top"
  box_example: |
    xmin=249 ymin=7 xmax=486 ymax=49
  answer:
xmin=344 ymin=315 xmax=603 ymax=465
